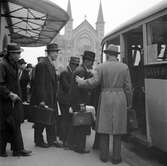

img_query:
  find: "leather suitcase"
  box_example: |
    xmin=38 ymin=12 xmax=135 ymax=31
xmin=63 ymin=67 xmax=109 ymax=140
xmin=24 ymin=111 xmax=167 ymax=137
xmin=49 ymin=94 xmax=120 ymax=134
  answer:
xmin=72 ymin=111 xmax=93 ymax=126
xmin=27 ymin=105 xmax=55 ymax=125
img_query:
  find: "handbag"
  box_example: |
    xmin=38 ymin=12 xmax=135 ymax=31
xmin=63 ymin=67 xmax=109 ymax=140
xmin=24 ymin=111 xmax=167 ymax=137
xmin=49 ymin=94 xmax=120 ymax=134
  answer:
xmin=127 ymin=108 xmax=138 ymax=132
xmin=72 ymin=111 xmax=93 ymax=126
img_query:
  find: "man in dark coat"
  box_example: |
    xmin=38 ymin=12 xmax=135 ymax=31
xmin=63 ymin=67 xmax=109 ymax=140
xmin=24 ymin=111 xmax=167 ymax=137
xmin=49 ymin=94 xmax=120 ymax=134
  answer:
xmin=18 ymin=59 xmax=30 ymax=102
xmin=30 ymin=43 xmax=60 ymax=148
xmin=70 ymin=50 xmax=95 ymax=153
xmin=58 ymin=56 xmax=80 ymax=146
xmin=0 ymin=44 xmax=32 ymax=157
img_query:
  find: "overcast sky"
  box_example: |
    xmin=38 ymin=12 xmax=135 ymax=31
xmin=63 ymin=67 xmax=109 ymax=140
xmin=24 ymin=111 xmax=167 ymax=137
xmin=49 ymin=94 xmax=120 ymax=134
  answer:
xmin=21 ymin=0 xmax=163 ymax=65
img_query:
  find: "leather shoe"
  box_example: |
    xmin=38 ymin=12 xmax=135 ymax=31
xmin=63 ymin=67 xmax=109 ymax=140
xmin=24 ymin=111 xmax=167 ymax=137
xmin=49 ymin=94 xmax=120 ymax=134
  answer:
xmin=100 ymin=157 xmax=108 ymax=162
xmin=111 ymin=157 xmax=122 ymax=164
xmin=74 ymin=148 xmax=90 ymax=154
xmin=35 ymin=142 xmax=49 ymax=148
xmin=48 ymin=142 xmax=63 ymax=148
xmin=13 ymin=149 xmax=32 ymax=157
xmin=0 ymin=152 xmax=8 ymax=157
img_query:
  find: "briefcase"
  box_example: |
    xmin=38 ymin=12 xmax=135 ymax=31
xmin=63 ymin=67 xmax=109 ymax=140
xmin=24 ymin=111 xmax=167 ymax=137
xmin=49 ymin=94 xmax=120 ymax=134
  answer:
xmin=27 ymin=105 xmax=55 ymax=125
xmin=72 ymin=111 xmax=93 ymax=126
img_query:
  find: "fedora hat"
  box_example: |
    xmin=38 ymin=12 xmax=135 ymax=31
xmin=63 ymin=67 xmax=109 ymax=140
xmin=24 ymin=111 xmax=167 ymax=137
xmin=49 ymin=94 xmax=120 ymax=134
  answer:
xmin=69 ymin=56 xmax=80 ymax=65
xmin=103 ymin=44 xmax=120 ymax=56
xmin=82 ymin=51 xmax=95 ymax=61
xmin=45 ymin=43 xmax=60 ymax=52
xmin=7 ymin=44 xmax=23 ymax=53
xmin=18 ymin=58 xmax=26 ymax=65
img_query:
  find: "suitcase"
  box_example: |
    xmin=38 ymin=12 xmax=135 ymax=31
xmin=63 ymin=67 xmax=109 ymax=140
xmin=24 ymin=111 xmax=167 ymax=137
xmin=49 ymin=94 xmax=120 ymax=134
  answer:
xmin=72 ymin=111 xmax=93 ymax=126
xmin=27 ymin=105 xmax=55 ymax=125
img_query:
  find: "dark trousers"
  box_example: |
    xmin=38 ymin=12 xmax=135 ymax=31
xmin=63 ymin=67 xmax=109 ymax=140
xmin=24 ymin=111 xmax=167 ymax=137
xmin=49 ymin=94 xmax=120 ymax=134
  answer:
xmin=34 ymin=123 xmax=56 ymax=145
xmin=74 ymin=126 xmax=87 ymax=151
xmin=0 ymin=122 xmax=24 ymax=153
xmin=59 ymin=103 xmax=71 ymax=144
xmin=99 ymin=133 xmax=122 ymax=161
xmin=93 ymin=132 xmax=100 ymax=149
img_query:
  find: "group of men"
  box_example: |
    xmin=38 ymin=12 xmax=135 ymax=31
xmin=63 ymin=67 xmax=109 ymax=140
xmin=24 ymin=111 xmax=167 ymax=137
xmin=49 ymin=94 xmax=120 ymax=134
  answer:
xmin=0 ymin=42 xmax=132 ymax=165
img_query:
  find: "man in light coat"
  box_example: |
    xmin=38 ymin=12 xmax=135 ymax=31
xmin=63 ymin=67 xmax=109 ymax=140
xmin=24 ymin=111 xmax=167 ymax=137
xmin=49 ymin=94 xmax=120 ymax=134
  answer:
xmin=76 ymin=44 xmax=132 ymax=164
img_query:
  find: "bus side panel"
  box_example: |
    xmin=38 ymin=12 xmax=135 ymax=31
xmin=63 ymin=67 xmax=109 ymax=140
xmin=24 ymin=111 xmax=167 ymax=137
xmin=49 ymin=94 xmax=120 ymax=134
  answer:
xmin=145 ymin=79 xmax=167 ymax=152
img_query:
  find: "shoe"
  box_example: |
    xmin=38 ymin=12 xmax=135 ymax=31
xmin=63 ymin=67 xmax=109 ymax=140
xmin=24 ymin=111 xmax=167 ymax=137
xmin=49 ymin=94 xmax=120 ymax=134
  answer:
xmin=48 ymin=142 xmax=63 ymax=148
xmin=13 ymin=149 xmax=32 ymax=157
xmin=0 ymin=152 xmax=8 ymax=157
xmin=111 ymin=157 xmax=122 ymax=164
xmin=100 ymin=157 xmax=108 ymax=162
xmin=35 ymin=142 xmax=49 ymax=148
xmin=74 ymin=148 xmax=90 ymax=154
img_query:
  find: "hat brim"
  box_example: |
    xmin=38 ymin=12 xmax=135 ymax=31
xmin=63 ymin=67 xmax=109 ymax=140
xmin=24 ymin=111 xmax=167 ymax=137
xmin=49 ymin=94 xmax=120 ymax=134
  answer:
xmin=103 ymin=50 xmax=120 ymax=55
xmin=45 ymin=49 xmax=60 ymax=52
xmin=8 ymin=48 xmax=24 ymax=53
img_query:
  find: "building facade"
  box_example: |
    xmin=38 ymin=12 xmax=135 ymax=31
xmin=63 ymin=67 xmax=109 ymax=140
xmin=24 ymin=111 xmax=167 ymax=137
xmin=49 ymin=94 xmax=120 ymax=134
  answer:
xmin=53 ymin=0 xmax=105 ymax=67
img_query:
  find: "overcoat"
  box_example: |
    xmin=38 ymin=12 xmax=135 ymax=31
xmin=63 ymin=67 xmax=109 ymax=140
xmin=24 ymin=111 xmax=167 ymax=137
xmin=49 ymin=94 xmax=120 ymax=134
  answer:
xmin=20 ymin=69 xmax=30 ymax=101
xmin=30 ymin=57 xmax=58 ymax=117
xmin=58 ymin=66 xmax=73 ymax=105
xmin=70 ymin=64 xmax=93 ymax=107
xmin=0 ymin=58 xmax=24 ymax=129
xmin=82 ymin=60 xmax=132 ymax=134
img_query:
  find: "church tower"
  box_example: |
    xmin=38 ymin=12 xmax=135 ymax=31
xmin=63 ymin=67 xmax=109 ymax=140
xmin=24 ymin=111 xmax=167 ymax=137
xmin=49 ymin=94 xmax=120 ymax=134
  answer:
xmin=96 ymin=1 xmax=105 ymax=41
xmin=65 ymin=0 xmax=73 ymax=39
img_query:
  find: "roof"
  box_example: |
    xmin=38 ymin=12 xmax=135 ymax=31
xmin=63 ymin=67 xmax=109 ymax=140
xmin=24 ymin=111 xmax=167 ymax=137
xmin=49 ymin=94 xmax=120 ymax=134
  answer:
xmin=2 ymin=0 xmax=69 ymax=47
xmin=102 ymin=0 xmax=167 ymax=45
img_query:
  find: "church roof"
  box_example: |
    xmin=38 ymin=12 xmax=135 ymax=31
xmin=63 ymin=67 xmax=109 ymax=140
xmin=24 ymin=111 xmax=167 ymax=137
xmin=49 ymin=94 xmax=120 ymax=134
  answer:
xmin=96 ymin=1 xmax=104 ymax=23
xmin=73 ymin=19 xmax=97 ymax=35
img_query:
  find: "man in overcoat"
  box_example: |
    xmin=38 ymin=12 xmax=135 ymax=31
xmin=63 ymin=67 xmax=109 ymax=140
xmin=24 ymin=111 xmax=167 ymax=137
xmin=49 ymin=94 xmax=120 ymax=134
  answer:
xmin=58 ymin=56 xmax=80 ymax=146
xmin=30 ymin=43 xmax=60 ymax=148
xmin=70 ymin=51 xmax=95 ymax=153
xmin=0 ymin=44 xmax=32 ymax=157
xmin=76 ymin=45 xmax=132 ymax=164
xmin=18 ymin=59 xmax=30 ymax=102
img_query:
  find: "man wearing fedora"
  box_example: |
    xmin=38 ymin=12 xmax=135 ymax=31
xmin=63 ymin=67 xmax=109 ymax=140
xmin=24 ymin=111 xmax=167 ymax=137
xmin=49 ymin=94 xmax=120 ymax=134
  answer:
xmin=30 ymin=43 xmax=61 ymax=148
xmin=58 ymin=56 xmax=80 ymax=147
xmin=69 ymin=50 xmax=96 ymax=153
xmin=76 ymin=45 xmax=132 ymax=164
xmin=0 ymin=44 xmax=32 ymax=157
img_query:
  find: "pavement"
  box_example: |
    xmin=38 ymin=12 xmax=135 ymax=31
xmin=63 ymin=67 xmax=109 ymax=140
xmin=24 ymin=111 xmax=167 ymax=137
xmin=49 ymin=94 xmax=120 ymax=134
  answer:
xmin=0 ymin=121 xmax=130 ymax=166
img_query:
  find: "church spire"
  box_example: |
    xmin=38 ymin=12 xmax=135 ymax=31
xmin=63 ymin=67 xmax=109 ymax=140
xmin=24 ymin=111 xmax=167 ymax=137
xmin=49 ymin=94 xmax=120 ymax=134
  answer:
xmin=96 ymin=0 xmax=105 ymax=41
xmin=96 ymin=0 xmax=104 ymax=23
xmin=67 ymin=0 xmax=72 ymax=20
xmin=65 ymin=0 xmax=73 ymax=39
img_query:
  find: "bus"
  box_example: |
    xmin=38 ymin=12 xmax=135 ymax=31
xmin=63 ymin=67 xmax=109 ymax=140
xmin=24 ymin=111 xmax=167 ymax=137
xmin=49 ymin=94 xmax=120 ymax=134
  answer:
xmin=101 ymin=0 xmax=167 ymax=152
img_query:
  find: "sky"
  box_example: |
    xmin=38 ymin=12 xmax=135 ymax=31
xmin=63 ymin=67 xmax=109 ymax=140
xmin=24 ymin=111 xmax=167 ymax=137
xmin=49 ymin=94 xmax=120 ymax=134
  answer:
xmin=21 ymin=0 xmax=163 ymax=65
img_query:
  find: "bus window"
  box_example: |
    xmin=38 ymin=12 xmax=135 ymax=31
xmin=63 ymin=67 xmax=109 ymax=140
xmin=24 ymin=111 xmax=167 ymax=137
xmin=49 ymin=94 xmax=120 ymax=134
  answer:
xmin=147 ymin=14 xmax=167 ymax=63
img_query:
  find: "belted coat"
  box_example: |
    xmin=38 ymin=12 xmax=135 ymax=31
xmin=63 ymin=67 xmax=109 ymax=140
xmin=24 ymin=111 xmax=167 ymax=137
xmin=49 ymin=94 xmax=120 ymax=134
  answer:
xmin=81 ymin=59 xmax=132 ymax=134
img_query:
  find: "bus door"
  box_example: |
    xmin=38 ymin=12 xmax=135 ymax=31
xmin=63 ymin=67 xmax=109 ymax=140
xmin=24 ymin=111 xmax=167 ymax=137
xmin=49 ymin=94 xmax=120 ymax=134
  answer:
xmin=124 ymin=26 xmax=147 ymax=143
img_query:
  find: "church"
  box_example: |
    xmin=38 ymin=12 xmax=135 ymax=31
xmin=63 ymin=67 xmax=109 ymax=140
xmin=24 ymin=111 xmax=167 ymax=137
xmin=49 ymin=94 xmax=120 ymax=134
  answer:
xmin=53 ymin=0 xmax=105 ymax=67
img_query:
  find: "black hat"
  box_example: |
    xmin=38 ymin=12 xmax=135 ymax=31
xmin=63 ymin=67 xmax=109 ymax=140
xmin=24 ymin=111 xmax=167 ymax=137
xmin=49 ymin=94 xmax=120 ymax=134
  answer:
xmin=69 ymin=56 xmax=80 ymax=65
xmin=45 ymin=43 xmax=60 ymax=52
xmin=18 ymin=58 xmax=26 ymax=65
xmin=27 ymin=63 xmax=32 ymax=68
xmin=7 ymin=44 xmax=23 ymax=53
xmin=82 ymin=51 xmax=95 ymax=61
xmin=103 ymin=45 xmax=120 ymax=56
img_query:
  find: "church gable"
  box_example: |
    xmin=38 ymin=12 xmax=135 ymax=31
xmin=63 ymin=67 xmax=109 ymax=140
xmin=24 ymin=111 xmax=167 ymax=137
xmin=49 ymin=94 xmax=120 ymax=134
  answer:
xmin=72 ymin=20 xmax=97 ymax=38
